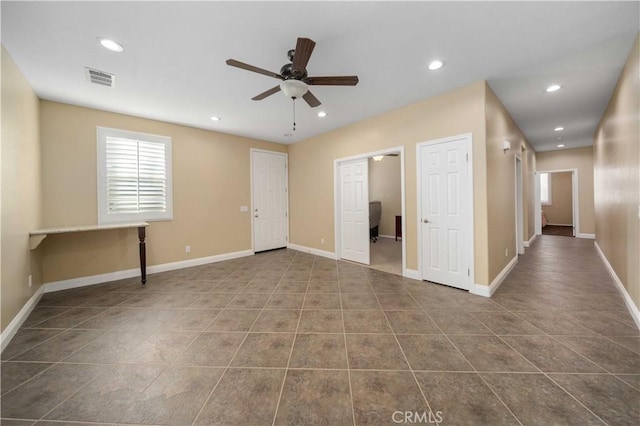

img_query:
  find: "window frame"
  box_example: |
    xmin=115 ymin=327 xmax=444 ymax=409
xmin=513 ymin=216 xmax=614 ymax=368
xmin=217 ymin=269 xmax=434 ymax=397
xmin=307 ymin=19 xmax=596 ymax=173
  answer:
xmin=540 ymin=172 xmax=552 ymax=206
xmin=97 ymin=126 xmax=173 ymax=225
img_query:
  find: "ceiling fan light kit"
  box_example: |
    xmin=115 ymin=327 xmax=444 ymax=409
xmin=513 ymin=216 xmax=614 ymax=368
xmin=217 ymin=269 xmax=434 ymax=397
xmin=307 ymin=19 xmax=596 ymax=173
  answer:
xmin=226 ymin=37 xmax=359 ymax=130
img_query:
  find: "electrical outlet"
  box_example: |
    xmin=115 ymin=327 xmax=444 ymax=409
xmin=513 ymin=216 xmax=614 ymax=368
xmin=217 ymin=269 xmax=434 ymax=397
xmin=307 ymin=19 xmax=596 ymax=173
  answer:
xmin=240 ymin=206 xmax=248 ymax=212
xmin=321 ymin=238 xmax=325 ymax=244
xmin=185 ymin=245 xmax=191 ymax=253
xmin=28 ymin=274 xmax=32 ymax=288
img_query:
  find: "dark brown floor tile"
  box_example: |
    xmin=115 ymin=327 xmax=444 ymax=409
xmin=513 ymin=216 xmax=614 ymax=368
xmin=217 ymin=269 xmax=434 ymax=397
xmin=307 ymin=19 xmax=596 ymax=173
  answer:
xmin=227 ymin=293 xmax=270 ymax=309
xmin=153 ymin=292 xmax=201 ymax=308
xmin=339 ymin=280 xmax=373 ymax=294
xmin=346 ymin=334 xmax=409 ymax=370
xmin=550 ymin=373 xmax=640 ymax=425
xmin=241 ymin=280 xmax=278 ymax=293
xmin=481 ymin=373 xmax=604 ymax=425
xmin=289 ymin=334 xmax=348 ymax=368
xmin=502 ymin=335 xmax=604 ymax=373
xmin=206 ymin=309 xmax=259 ymax=332
xmin=2 ymin=420 xmax=36 ymax=425
xmin=71 ymin=307 xmax=152 ymax=330
xmin=298 ymin=310 xmax=343 ymax=333
xmin=472 ymin=311 xmax=545 ymax=335
xmin=79 ymin=291 xmax=134 ymax=307
xmin=616 ymin=374 xmax=640 ymax=391
xmin=0 ymin=363 xmax=105 ymax=419
xmin=281 ymin=270 xmax=311 ymax=282
xmin=156 ymin=308 xmax=220 ymax=331
xmin=1 ymin=329 xmax=63 ymax=360
xmin=415 ymin=372 xmax=519 ymax=425
xmin=350 ymin=370 xmax=429 ymax=425
xmin=513 ymin=311 xmax=598 ymax=335
xmin=370 ymin=281 xmax=406 ymax=294
xmin=119 ymin=366 xmax=223 ymax=425
xmin=569 ymin=311 xmax=640 ymax=336
xmin=385 ymin=311 xmax=442 ymax=334
xmin=34 ymin=307 xmax=105 ymax=329
xmin=428 ymin=310 xmax=492 ymax=335
xmin=275 ymin=369 xmax=353 ymax=426
xmin=265 ymin=293 xmax=305 ymax=310
xmin=340 ymin=293 xmax=380 ymax=310
xmin=210 ymin=281 xmax=247 ymax=293
xmin=557 ymin=336 xmax=640 ymax=374
xmin=376 ymin=293 xmax=421 ymax=310
xmin=190 ymin=293 xmax=237 ymax=308
xmin=175 ymin=332 xmax=246 ymax=366
xmin=343 ymin=310 xmax=392 ymax=333
xmin=251 ymin=309 xmax=300 ymax=332
xmin=195 ymin=368 xmax=284 ymax=425
xmin=397 ymin=335 xmax=472 ymax=371
xmin=21 ymin=306 xmax=70 ymax=327
xmin=1 ymin=362 xmax=53 ymax=396
xmin=412 ymin=292 xmax=461 ymax=311
xmin=307 ymin=281 xmax=339 ymax=293
xmin=303 ymin=293 xmax=341 ymax=310
xmin=10 ymin=329 xmax=104 ymax=362
xmin=449 ymin=336 xmax=537 ymax=372
xmin=44 ymin=364 xmax=163 ymax=423
xmin=231 ymin=333 xmax=294 ymax=367
xmin=445 ymin=293 xmax=507 ymax=312
xmin=273 ymin=281 xmax=308 ymax=294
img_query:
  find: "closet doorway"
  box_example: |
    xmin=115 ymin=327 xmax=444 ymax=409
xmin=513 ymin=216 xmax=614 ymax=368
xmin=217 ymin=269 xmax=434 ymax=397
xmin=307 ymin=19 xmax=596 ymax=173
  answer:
xmin=536 ymin=169 xmax=577 ymax=237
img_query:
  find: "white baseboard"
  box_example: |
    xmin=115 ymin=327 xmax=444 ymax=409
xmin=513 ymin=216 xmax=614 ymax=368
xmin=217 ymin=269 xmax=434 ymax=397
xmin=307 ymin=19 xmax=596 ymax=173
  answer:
xmin=1 ymin=286 xmax=44 ymax=353
xmin=377 ymin=235 xmax=397 ymax=240
xmin=287 ymin=243 xmax=337 ymax=260
xmin=547 ymin=223 xmax=573 ymax=227
xmin=594 ymin=242 xmax=640 ymax=329
xmin=403 ymin=269 xmax=420 ymax=280
xmin=577 ymin=233 xmax=595 ymax=239
xmin=470 ymin=256 xmax=518 ymax=298
xmin=523 ymin=234 xmax=537 ymax=248
xmin=44 ymin=249 xmax=254 ymax=293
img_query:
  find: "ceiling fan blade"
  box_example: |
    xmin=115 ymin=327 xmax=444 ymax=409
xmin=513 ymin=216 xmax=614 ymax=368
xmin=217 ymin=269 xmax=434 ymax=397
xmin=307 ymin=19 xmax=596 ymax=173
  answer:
xmin=226 ymin=59 xmax=283 ymax=80
xmin=292 ymin=38 xmax=316 ymax=77
xmin=305 ymin=76 xmax=359 ymax=86
xmin=302 ymin=90 xmax=321 ymax=108
xmin=252 ymin=85 xmax=281 ymax=100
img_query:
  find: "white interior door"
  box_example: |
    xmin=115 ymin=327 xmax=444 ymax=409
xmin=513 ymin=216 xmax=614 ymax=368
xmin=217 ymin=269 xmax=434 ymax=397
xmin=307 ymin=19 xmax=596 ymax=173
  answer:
xmin=252 ymin=150 xmax=288 ymax=252
xmin=419 ymin=139 xmax=470 ymax=289
xmin=340 ymin=159 xmax=370 ymax=264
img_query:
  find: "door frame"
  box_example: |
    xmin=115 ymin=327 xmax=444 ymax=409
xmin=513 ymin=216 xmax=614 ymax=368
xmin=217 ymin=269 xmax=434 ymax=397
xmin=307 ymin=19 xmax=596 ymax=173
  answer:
xmin=334 ymin=146 xmax=406 ymax=273
xmin=535 ymin=168 xmax=578 ymax=237
xmin=515 ymin=153 xmax=525 ymax=255
xmin=416 ymin=133 xmax=474 ymax=287
xmin=250 ymin=149 xmax=289 ymax=253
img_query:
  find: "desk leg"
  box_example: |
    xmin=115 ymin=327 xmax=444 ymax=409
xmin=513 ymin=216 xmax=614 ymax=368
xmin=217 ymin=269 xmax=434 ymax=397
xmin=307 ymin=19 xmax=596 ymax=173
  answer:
xmin=138 ymin=227 xmax=147 ymax=285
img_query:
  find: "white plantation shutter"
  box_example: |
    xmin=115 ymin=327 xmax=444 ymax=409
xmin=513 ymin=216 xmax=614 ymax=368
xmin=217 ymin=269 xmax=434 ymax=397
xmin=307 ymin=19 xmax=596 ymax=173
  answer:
xmin=540 ymin=172 xmax=551 ymax=205
xmin=98 ymin=127 xmax=172 ymax=224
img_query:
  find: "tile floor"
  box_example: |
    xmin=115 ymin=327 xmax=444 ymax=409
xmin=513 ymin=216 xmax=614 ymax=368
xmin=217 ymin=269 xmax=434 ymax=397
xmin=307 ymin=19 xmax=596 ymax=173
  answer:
xmin=369 ymin=237 xmax=402 ymax=276
xmin=1 ymin=236 xmax=639 ymax=425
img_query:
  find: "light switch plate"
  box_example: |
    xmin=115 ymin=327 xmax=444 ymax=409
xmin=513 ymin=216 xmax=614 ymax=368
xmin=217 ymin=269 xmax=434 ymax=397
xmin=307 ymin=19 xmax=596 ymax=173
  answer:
xmin=240 ymin=206 xmax=248 ymax=212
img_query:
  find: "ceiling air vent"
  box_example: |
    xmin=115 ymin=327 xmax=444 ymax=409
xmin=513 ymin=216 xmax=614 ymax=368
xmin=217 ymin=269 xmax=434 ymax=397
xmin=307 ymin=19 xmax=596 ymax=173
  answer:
xmin=85 ymin=67 xmax=115 ymax=87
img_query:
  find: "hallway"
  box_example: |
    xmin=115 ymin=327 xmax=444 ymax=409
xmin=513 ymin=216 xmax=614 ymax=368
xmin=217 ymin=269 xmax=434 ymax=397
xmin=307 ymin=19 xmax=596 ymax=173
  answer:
xmin=1 ymin=236 xmax=638 ymax=425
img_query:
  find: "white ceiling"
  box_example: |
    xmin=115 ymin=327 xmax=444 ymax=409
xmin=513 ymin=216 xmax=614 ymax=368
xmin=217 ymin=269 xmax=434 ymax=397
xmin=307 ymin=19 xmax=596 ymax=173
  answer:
xmin=2 ymin=1 xmax=638 ymax=150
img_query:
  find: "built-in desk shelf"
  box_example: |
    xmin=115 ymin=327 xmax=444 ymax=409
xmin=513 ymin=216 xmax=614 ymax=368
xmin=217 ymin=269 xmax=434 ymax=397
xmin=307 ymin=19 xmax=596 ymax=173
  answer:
xmin=29 ymin=222 xmax=149 ymax=284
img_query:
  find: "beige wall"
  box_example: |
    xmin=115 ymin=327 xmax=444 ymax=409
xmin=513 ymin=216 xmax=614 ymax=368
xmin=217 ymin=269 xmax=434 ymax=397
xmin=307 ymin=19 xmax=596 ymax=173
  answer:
xmin=543 ymin=172 xmax=573 ymax=225
xmin=39 ymin=101 xmax=286 ymax=283
xmin=594 ymin=35 xmax=639 ymax=309
xmin=537 ymin=147 xmax=595 ymax=235
xmin=484 ymin=84 xmax=536 ymax=282
xmin=368 ymin=156 xmax=401 ymax=236
xmin=1 ymin=47 xmax=43 ymax=331
xmin=289 ymin=82 xmax=489 ymax=282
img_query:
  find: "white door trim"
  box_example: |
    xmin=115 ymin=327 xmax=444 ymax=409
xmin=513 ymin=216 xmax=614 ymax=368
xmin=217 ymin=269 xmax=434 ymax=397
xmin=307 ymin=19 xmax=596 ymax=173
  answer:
xmin=515 ymin=154 xmax=525 ymax=255
xmin=535 ymin=168 xmax=578 ymax=237
xmin=334 ymin=146 xmax=407 ymax=275
xmin=416 ymin=133 xmax=474 ymax=287
xmin=250 ymin=149 xmax=289 ymax=253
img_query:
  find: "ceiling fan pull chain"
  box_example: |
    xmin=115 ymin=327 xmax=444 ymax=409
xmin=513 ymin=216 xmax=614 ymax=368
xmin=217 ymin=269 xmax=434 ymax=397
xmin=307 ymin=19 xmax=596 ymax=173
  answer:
xmin=292 ymin=99 xmax=296 ymax=131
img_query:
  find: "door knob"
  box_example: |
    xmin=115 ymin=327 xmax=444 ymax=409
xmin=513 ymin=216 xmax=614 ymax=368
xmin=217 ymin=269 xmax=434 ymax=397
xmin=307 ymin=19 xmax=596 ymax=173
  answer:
xmin=423 ymin=219 xmax=430 ymax=223
xmin=255 ymin=215 xmax=259 ymax=218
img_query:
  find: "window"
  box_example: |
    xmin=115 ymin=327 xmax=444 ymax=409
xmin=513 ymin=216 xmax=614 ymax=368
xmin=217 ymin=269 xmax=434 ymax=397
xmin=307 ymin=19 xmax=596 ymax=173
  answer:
xmin=540 ymin=172 xmax=552 ymax=205
xmin=97 ymin=127 xmax=173 ymax=224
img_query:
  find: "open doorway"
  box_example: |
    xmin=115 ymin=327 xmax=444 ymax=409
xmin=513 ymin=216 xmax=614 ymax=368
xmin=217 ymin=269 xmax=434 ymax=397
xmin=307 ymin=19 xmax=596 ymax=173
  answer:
xmin=537 ymin=170 xmax=577 ymax=237
xmin=334 ymin=146 xmax=406 ymax=277
xmin=368 ymin=153 xmax=402 ymax=275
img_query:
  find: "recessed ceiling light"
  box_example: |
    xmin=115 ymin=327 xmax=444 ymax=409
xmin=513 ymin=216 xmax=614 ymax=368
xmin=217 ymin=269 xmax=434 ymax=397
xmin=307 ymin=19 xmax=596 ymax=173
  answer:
xmin=554 ymin=126 xmax=564 ymax=132
xmin=545 ymin=84 xmax=561 ymax=93
xmin=557 ymin=144 xmax=565 ymax=148
xmin=317 ymin=111 xmax=327 ymax=118
xmin=98 ymin=38 xmax=124 ymax=53
xmin=210 ymin=116 xmax=221 ymax=122
xmin=428 ymin=60 xmax=444 ymax=71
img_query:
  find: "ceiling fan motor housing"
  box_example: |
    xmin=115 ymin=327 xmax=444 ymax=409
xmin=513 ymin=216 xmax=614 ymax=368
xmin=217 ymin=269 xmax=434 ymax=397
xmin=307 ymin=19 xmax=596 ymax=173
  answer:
xmin=280 ymin=63 xmax=307 ymax=80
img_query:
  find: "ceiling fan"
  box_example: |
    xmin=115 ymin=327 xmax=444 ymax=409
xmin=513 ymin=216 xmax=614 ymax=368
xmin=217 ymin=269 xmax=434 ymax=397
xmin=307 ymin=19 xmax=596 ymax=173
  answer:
xmin=226 ymin=37 xmax=359 ymax=109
